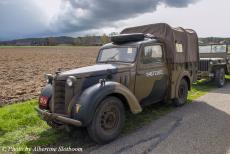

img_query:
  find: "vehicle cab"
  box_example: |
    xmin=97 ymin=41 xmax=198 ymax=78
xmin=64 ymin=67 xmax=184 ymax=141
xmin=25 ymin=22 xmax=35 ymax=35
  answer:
xmin=198 ymin=44 xmax=230 ymax=87
xmin=97 ymin=34 xmax=169 ymax=105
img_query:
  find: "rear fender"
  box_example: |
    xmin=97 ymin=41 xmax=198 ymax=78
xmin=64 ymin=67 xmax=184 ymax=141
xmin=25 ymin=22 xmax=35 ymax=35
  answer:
xmin=175 ymin=71 xmax=191 ymax=98
xmin=70 ymin=81 xmax=142 ymax=126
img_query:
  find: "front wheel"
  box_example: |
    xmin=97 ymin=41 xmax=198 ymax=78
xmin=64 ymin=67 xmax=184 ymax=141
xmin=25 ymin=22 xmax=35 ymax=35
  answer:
xmin=215 ymin=68 xmax=225 ymax=88
xmin=87 ymin=97 xmax=125 ymax=144
xmin=174 ymin=79 xmax=188 ymax=106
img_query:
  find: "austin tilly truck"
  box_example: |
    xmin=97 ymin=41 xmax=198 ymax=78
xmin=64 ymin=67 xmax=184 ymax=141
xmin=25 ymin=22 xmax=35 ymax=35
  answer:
xmin=36 ymin=23 xmax=199 ymax=144
xmin=198 ymin=44 xmax=230 ymax=87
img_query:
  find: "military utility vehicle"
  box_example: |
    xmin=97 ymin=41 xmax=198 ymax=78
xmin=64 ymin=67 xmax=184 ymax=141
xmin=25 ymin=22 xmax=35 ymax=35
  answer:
xmin=36 ymin=23 xmax=198 ymax=144
xmin=198 ymin=44 xmax=230 ymax=87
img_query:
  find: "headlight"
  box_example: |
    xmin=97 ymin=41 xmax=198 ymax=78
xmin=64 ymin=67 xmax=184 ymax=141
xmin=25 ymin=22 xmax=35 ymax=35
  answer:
xmin=44 ymin=74 xmax=53 ymax=84
xmin=209 ymin=61 xmax=213 ymax=65
xmin=66 ymin=76 xmax=76 ymax=87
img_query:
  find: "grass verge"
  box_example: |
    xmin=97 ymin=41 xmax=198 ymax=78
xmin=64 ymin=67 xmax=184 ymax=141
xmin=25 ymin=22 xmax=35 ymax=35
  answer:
xmin=0 ymin=101 xmax=95 ymax=154
xmin=0 ymin=76 xmax=229 ymax=153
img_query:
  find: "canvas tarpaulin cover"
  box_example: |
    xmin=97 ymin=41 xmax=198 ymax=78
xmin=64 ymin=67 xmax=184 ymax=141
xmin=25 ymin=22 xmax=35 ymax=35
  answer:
xmin=121 ymin=23 xmax=198 ymax=64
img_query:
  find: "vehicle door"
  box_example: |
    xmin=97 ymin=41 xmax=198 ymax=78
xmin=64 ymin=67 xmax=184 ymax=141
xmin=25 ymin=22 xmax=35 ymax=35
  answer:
xmin=135 ymin=44 xmax=169 ymax=105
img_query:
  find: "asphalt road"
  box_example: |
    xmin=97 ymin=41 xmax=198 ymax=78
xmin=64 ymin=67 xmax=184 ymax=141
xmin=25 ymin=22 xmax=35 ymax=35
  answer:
xmin=90 ymin=83 xmax=230 ymax=154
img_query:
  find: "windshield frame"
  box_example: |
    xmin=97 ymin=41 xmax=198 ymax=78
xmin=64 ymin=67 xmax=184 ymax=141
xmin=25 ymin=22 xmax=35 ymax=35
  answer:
xmin=199 ymin=44 xmax=227 ymax=54
xmin=96 ymin=46 xmax=138 ymax=64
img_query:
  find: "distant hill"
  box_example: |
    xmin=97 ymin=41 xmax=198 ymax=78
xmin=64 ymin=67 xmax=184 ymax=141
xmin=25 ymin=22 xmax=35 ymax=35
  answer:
xmin=0 ymin=36 xmax=229 ymax=46
xmin=0 ymin=35 xmax=109 ymax=46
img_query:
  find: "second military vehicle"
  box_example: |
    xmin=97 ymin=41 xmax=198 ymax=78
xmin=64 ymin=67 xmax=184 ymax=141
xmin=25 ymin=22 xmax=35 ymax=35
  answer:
xmin=198 ymin=44 xmax=230 ymax=87
xmin=36 ymin=23 xmax=199 ymax=144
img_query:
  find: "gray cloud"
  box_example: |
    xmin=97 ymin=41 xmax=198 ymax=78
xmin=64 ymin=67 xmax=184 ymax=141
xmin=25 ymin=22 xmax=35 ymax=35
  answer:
xmin=0 ymin=0 xmax=49 ymax=40
xmin=0 ymin=0 xmax=200 ymax=40
xmin=51 ymin=0 xmax=199 ymax=33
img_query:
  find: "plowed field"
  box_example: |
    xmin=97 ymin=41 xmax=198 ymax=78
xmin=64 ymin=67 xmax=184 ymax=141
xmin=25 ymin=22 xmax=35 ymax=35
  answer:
xmin=0 ymin=46 xmax=99 ymax=105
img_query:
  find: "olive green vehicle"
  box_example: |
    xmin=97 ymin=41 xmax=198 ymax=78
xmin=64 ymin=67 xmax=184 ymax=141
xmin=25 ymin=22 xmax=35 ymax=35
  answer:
xmin=36 ymin=23 xmax=199 ymax=144
xmin=198 ymin=44 xmax=230 ymax=87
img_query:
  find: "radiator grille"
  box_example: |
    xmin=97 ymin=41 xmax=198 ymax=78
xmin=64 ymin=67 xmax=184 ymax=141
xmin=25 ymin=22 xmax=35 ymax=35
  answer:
xmin=198 ymin=60 xmax=209 ymax=71
xmin=53 ymin=80 xmax=66 ymax=114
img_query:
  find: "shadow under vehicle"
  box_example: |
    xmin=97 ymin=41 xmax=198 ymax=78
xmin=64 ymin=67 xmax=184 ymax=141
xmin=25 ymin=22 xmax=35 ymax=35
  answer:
xmin=36 ymin=23 xmax=199 ymax=144
xmin=198 ymin=44 xmax=230 ymax=87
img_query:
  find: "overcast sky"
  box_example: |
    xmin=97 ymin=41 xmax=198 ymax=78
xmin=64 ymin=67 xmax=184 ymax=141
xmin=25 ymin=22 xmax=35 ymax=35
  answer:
xmin=0 ymin=0 xmax=229 ymax=41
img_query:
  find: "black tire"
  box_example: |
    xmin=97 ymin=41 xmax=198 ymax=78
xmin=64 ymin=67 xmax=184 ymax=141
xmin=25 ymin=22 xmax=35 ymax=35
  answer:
xmin=174 ymin=79 xmax=188 ymax=106
xmin=215 ymin=68 xmax=225 ymax=88
xmin=87 ymin=96 xmax=125 ymax=144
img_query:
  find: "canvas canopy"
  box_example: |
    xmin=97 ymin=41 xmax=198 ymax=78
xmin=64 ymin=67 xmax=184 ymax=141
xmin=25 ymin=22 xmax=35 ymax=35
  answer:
xmin=121 ymin=23 xmax=198 ymax=64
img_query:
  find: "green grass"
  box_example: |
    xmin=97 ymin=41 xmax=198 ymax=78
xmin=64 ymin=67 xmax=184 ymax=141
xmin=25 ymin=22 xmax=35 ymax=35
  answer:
xmin=0 ymin=76 xmax=229 ymax=153
xmin=0 ymin=101 xmax=95 ymax=154
xmin=0 ymin=101 xmax=62 ymax=148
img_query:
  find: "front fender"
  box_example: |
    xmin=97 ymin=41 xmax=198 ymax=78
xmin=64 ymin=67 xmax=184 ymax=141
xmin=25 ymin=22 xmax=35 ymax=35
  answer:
xmin=70 ymin=81 xmax=142 ymax=126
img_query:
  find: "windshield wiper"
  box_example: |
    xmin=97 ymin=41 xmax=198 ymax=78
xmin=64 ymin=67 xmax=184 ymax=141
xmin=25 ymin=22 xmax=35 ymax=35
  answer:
xmin=107 ymin=52 xmax=119 ymax=61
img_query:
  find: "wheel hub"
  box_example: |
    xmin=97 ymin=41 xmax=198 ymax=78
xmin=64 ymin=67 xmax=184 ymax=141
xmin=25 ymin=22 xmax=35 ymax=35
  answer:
xmin=179 ymin=86 xmax=185 ymax=98
xmin=101 ymin=107 xmax=119 ymax=130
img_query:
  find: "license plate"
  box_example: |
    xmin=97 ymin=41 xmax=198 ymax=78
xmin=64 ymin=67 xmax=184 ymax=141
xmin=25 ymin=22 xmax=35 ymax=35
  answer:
xmin=39 ymin=96 xmax=49 ymax=107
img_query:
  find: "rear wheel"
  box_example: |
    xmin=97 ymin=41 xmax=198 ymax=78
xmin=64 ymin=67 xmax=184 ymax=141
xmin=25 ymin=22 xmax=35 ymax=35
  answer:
xmin=215 ymin=68 xmax=225 ymax=88
xmin=174 ymin=79 xmax=188 ymax=106
xmin=87 ymin=96 xmax=125 ymax=144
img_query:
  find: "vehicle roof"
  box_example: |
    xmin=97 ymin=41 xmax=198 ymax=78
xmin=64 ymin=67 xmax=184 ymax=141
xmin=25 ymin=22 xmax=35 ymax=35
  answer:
xmin=121 ymin=23 xmax=198 ymax=63
xmin=101 ymin=38 xmax=160 ymax=49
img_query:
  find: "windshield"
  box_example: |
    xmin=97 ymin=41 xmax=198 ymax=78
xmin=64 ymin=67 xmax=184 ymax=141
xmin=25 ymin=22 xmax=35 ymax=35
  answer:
xmin=199 ymin=45 xmax=211 ymax=53
xmin=212 ymin=45 xmax=226 ymax=53
xmin=199 ymin=45 xmax=227 ymax=53
xmin=97 ymin=47 xmax=137 ymax=63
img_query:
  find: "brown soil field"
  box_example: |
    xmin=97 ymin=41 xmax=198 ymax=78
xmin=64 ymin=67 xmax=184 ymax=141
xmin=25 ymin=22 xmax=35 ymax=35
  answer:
xmin=0 ymin=46 xmax=99 ymax=105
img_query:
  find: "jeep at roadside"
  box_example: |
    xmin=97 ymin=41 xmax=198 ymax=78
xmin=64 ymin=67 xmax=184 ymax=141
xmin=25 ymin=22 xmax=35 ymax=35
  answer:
xmin=36 ymin=23 xmax=199 ymax=144
xmin=198 ymin=44 xmax=230 ymax=87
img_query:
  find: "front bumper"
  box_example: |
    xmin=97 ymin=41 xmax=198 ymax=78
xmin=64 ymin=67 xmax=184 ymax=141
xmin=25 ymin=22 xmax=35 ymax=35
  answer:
xmin=35 ymin=107 xmax=82 ymax=127
xmin=197 ymin=71 xmax=214 ymax=79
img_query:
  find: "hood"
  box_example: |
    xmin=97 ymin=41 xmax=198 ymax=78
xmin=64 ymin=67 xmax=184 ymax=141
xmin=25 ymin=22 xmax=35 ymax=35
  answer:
xmin=200 ymin=58 xmax=225 ymax=61
xmin=56 ymin=63 xmax=132 ymax=80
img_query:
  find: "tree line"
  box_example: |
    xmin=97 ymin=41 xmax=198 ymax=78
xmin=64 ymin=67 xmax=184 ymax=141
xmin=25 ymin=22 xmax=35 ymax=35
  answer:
xmin=0 ymin=33 xmax=119 ymax=46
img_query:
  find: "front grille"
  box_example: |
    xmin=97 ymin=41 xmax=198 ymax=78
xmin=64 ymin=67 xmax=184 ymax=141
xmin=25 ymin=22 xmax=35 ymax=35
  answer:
xmin=198 ymin=60 xmax=209 ymax=71
xmin=53 ymin=80 xmax=66 ymax=114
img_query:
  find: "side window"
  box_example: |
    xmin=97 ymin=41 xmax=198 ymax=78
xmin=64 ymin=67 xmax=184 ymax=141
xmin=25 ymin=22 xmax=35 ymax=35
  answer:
xmin=176 ymin=43 xmax=183 ymax=53
xmin=141 ymin=45 xmax=163 ymax=64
